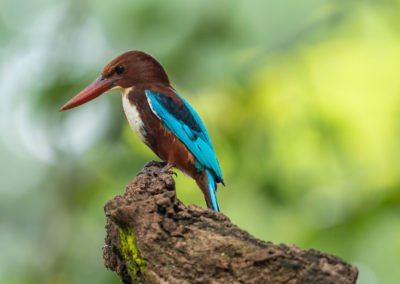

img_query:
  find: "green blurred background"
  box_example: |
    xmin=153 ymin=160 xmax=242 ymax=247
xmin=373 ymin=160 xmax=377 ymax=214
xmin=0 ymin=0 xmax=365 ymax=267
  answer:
xmin=1 ymin=0 xmax=399 ymax=283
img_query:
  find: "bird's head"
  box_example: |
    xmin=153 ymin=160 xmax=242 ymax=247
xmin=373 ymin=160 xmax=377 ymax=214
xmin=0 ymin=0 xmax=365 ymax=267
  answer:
xmin=59 ymin=50 xmax=169 ymax=112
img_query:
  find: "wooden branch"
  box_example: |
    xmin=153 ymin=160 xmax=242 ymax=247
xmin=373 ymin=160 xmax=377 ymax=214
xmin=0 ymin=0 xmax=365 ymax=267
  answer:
xmin=103 ymin=161 xmax=358 ymax=284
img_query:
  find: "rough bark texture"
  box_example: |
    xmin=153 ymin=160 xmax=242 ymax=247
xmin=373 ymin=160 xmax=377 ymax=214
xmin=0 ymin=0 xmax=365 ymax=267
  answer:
xmin=103 ymin=161 xmax=358 ymax=284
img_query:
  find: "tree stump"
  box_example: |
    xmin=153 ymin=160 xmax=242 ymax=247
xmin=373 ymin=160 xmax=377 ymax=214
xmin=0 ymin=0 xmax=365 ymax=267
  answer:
xmin=103 ymin=161 xmax=358 ymax=284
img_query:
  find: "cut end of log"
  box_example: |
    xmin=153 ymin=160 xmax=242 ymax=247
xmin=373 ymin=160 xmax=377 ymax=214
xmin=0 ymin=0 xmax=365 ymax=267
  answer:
xmin=103 ymin=161 xmax=358 ymax=284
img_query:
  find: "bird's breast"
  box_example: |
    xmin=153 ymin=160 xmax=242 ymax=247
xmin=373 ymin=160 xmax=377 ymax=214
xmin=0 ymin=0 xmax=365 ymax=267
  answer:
xmin=122 ymin=89 xmax=147 ymax=144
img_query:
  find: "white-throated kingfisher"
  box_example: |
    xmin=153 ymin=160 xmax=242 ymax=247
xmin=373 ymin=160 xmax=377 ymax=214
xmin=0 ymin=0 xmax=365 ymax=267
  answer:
xmin=60 ymin=51 xmax=224 ymax=211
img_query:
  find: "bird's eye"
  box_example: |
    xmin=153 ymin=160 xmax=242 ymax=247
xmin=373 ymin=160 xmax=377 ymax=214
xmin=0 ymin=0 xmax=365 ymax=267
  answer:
xmin=115 ymin=65 xmax=125 ymax=75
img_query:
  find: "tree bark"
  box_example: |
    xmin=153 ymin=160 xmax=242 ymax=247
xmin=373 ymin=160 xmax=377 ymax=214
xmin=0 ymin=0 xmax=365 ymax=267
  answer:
xmin=103 ymin=161 xmax=358 ymax=284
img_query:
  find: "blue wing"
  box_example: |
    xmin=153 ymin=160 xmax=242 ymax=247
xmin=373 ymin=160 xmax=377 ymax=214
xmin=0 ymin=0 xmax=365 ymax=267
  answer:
xmin=145 ymin=89 xmax=224 ymax=185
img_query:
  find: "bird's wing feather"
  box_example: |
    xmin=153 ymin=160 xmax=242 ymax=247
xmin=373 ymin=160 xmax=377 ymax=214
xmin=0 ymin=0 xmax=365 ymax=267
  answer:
xmin=145 ymin=89 xmax=223 ymax=183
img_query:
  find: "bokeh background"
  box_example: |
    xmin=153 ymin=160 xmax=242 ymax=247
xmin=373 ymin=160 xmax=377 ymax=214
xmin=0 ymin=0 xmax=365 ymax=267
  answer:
xmin=1 ymin=0 xmax=399 ymax=283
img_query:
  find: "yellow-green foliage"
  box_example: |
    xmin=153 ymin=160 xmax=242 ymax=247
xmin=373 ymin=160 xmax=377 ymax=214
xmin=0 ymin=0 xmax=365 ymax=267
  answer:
xmin=119 ymin=227 xmax=145 ymax=281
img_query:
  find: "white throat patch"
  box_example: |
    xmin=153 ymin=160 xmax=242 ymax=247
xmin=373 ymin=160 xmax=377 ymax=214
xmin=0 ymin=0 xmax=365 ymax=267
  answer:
xmin=120 ymin=87 xmax=147 ymax=143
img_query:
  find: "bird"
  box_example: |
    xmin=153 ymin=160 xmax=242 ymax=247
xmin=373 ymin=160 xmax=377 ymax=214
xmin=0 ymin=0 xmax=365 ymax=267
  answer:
xmin=60 ymin=51 xmax=224 ymax=211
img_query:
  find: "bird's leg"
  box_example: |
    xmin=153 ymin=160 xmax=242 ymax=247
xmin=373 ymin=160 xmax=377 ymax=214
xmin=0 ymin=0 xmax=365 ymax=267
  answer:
xmin=160 ymin=163 xmax=177 ymax=176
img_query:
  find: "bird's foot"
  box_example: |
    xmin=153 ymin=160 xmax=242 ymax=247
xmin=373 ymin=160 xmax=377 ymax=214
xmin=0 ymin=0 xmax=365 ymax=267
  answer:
xmin=164 ymin=170 xmax=177 ymax=177
xmin=160 ymin=163 xmax=177 ymax=177
xmin=143 ymin=160 xmax=166 ymax=168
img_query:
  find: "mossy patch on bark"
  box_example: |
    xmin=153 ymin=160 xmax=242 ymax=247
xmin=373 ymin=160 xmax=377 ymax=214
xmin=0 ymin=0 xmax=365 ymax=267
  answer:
xmin=119 ymin=227 xmax=145 ymax=282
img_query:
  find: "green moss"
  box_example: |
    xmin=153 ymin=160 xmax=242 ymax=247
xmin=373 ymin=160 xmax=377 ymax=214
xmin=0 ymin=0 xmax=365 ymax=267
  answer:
xmin=119 ymin=227 xmax=145 ymax=282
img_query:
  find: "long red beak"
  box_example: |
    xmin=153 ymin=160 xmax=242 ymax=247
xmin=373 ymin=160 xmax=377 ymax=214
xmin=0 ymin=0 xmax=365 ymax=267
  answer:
xmin=59 ymin=77 xmax=114 ymax=112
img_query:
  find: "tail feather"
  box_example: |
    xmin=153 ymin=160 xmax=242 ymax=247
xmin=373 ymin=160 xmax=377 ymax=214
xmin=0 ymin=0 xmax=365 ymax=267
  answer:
xmin=206 ymin=169 xmax=219 ymax=212
xmin=195 ymin=169 xmax=220 ymax=212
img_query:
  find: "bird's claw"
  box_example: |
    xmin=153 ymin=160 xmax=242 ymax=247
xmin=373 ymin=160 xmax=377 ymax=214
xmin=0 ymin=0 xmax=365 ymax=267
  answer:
xmin=161 ymin=169 xmax=177 ymax=177
xmin=167 ymin=170 xmax=177 ymax=177
xmin=160 ymin=163 xmax=176 ymax=176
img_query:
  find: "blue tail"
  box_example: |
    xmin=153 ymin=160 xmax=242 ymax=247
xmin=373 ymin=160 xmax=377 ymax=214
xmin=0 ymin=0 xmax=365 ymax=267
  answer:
xmin=206 ymin=169 xmax=220 ymax=212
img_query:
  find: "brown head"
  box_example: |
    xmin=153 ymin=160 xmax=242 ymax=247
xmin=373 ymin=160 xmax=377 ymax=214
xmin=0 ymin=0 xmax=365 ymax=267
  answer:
xmin=59 ymin=51 xmax=169 ymax=111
